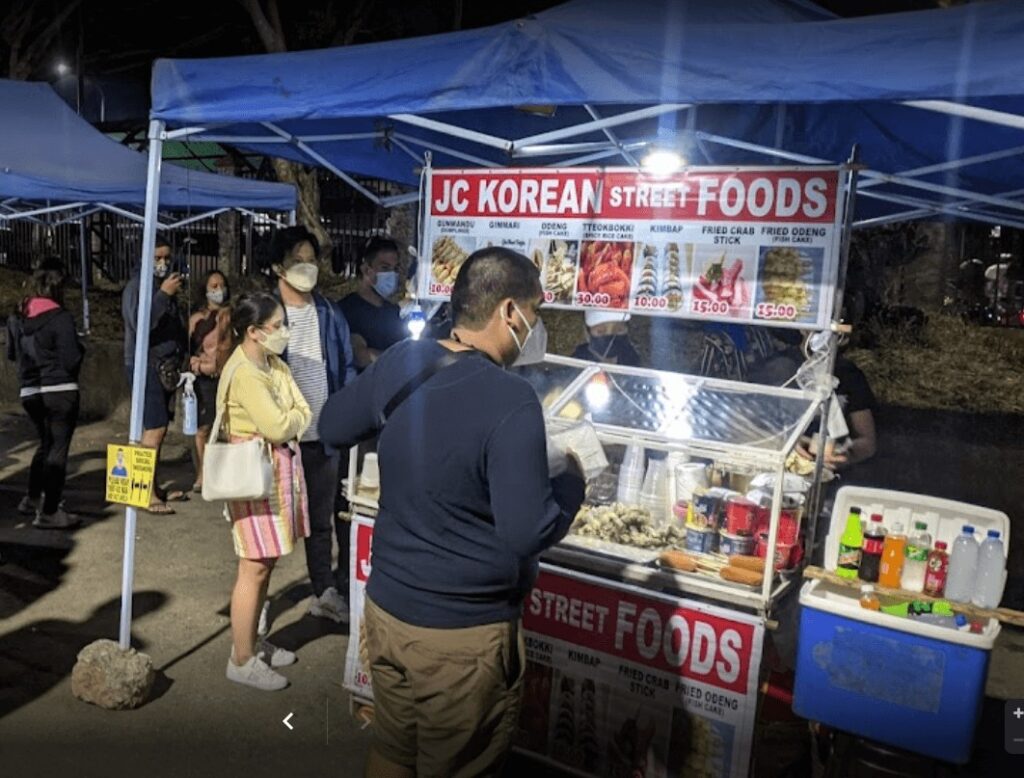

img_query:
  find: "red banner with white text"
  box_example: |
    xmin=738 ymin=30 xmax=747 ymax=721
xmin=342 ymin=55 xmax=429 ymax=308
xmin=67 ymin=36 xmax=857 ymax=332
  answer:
xmin=418 ymin=166 xmax=847 ymax=328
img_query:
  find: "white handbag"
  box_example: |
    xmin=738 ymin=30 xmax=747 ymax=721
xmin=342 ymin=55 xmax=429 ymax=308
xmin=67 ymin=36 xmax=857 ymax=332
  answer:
xmin=201 ymin=359 xmax=275 ymax=502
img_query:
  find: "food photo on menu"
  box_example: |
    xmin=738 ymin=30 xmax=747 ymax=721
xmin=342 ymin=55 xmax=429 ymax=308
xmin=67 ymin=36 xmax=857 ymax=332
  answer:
xmin=632 ymin=242 xmax=686 ymax=312
xmin=530 ymin=238 xmax=580 ymax=304
xmin=578 ymin=239 xmax=635 ymax=308
xmin=690 ymin=244 xmax=758 ymax=319
xmin=754 ymin=245 xmax=825 ymax=324
xmin=429 ymin=234 xmax=475 ymax=291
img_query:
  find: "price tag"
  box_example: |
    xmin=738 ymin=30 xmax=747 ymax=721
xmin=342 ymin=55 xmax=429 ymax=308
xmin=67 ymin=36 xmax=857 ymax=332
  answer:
xmin=755 ymin=302 xmax=799 ymax=320
xmin=690 ymin=298 xmax=730 ymax=316
xmin=633 ymin=295 xmax=670 ymax=311
xmin=576 ymin=291 xmax=612 ymax=307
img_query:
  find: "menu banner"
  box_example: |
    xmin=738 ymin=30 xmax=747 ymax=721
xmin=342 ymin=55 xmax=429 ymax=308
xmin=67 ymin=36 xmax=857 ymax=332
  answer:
xmin=341 ymin=517 xmax=764 ymax=778
xmin=518 ymin=566 xmax=763 ymax=778
xmin=418 ymin=166 xmax=847 ymax=329
xmin=343 ymin=515 xmax=375 ymax=700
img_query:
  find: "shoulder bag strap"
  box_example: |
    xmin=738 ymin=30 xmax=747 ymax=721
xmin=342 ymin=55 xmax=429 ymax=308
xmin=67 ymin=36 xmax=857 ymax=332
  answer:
xmin=208 ymin=358 xmax=246 ymax=444
xmin=379 ymin=349 xmax=475 ymax=425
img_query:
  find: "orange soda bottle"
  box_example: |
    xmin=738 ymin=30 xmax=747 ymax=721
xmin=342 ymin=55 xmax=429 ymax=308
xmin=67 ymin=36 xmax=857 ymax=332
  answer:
xmin=878 ymin=521 xmax=907 ymax=588
xmin=859 ymin=584 xmax=881 ymax=610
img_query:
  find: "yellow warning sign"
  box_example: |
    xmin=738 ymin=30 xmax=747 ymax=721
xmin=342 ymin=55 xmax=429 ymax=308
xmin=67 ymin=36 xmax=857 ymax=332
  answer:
xmin=105 ymin=444 xmax=156 ymax=508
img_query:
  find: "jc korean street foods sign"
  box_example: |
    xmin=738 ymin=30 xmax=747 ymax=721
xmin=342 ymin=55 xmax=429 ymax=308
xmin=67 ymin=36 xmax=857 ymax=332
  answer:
xmin=343 ymin=515 xmax=764 ymax=778
xmin=418 ymin=166 xmax=847 ymax=329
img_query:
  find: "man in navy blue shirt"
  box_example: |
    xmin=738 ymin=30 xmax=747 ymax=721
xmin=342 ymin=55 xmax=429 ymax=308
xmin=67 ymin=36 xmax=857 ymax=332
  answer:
xmin=320 ymin=247 xmax=585 ymax=778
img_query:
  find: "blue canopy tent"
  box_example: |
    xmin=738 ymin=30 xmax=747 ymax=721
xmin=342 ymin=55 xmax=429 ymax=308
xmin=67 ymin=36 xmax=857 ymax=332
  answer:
xmin=104 ymin=0 xmax=1024 ymax=647
xmin=0 ymin=79 xmax=297 ymax=330
xmin=148 ymin=0 xmax=1024 ymax=229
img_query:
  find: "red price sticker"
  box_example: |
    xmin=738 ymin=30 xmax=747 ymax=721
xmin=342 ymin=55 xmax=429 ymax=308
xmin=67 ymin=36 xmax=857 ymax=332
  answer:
xmin=634 ymin=295 xmax=670 ymax=311
xmin=543 ymin=291 xmax=555 ymax=304
xmin=755 ymin=302 xmax=798 ymax=320
xmin=429 ymin=282 xmax=453 ymax=297
xmin=576 ymin=291 xmax=612 ymax=307
xmin=691 ymin=298 xmax=730 ymax=316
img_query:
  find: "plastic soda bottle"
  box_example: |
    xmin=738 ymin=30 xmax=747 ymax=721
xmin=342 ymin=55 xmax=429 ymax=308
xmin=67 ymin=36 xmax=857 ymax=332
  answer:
xmin=878 ymin=521 xmax=907 ymax=588
xmin=923 ymin=541 xmax=949 ymax=596
xmin=972 ymin=530 xmax=1007 ymax=608
xmin=836 ymin=507 xmax=863 ymax=579
xmin=944 ymin=525 xmax=979 ymax=603
xmin=901 ymin=520 xmax=931 ymax=593
xmin=859 ymin=584 xmax=880 ymax=611
xmin=858 ymin=514 xmax=887 ymax=582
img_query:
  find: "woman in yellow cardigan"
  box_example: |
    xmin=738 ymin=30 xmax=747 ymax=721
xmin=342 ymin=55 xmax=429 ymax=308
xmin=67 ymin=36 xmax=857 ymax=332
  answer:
xmin=217 ymin=293 xmax=312 ymax=691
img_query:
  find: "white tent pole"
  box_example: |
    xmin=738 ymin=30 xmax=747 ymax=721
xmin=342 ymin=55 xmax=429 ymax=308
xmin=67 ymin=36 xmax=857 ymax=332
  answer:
xmin=235 ymin=208 xmax=290 ymax=229
xmin=853 ymin=209 xmax=935 ymax=228
xmin=584 ymin=105 xmax=640 ymax=166
xmin=2 ymin=201 xmax=88 ymax=219
xmin=120 ymin=118 xmax=165 ymax=651
xmin=78 ymin=218 xmax=90 ymax=334
xmin=391 ymin=132 xmax=503 ymax=167
xmin=389 ymin=136 xmax=426 ymax=165
xmin=54 ymin=207 xmax=104 ymax=227
xmin=288 ymin=210 xmax=297 ymax=226
xmin=697 ymin=131 xmax=1024 ymax=214
xmin=164 ymin=126 xmax=209 ymax=140
xmin=388 ymin=114 xmax=511 ymax=151
xmin=552 ymin=146 xmax=647 ymax=167
xmin=98 ymin=203 xmax=169 ymax=227
xmin=513 ymin=141 xmax=620 ymax=158
xmin=858 ymin=144 xmax=1024 ymax=190
xmin=165 ymin=208 xmax=231 ymax=229
xmin=512 ymin=104 xmax=690 ymax=149
xmin=902 ymin=100 xmax=1024 ymax=132
xmin=260 ymin=122 xmax=383 ymax=206
xmin=858 ymin=189 xmax=1024 ymax=230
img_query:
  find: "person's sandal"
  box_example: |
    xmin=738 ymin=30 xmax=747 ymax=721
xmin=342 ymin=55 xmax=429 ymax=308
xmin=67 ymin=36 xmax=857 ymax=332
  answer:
xmin=143 ymin=501 xmax=175 ymax=515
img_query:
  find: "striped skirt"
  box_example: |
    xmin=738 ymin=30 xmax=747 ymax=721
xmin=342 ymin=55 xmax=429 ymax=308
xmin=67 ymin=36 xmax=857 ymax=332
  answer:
xmin=226 ymin=440 xmax=310 ymax=560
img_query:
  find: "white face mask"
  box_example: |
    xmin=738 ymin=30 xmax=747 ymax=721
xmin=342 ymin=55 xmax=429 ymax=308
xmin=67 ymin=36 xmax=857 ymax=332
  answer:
xmin=508 ymin=302 xmax=546 ymax=366
xmin=206 ymin=289 xmax=226 ymax=306
xmin=259 ymin=325 xmax=290 ymax=355
xmin=513 ymin=316 xmax=548 ymax=366
xmin=373 ymin=270 xmax=399 ymax=299
xmin=154 ymin=262 xmax=170 ymax=279
xmin=284 ymin=263 xmax=318 ymax=293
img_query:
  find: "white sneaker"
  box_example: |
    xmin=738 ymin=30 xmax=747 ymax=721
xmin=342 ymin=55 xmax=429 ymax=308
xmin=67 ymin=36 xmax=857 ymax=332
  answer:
xmin=17 ymin=496 xmax=39 ymax=516
xmin=257 ymin=639 xmax=296 ymax=667
xmin=32 ymin=508 xmax=80 ymax=529
xmin=308 ymin=586 xmax=350 ymax=623
xmin=257 ymin=601 xmax=270 ymax=638
xmin=226 ymin=652 xmax=288 ymax=691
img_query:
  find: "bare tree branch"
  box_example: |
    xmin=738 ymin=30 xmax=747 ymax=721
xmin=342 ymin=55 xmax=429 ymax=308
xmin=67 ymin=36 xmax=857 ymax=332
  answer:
xmin=239 ymin=0 xmax=286 ymax=53
xmin=339 ymin=0 xmax=373 ymax=46
xmin=20 ymin=0 xmax=83 ymax=72
xmin=266 ymin=0 xmax=285 ymax=47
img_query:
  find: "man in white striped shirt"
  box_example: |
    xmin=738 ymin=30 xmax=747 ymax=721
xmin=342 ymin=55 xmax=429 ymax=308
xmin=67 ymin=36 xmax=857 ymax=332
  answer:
xmin=270 ymin=227 xmax=356 ymax=626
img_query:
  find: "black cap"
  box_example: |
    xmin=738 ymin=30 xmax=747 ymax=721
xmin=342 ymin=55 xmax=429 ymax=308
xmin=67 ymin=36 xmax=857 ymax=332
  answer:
xmin=850 ymin=506 xmax=862 ymax=514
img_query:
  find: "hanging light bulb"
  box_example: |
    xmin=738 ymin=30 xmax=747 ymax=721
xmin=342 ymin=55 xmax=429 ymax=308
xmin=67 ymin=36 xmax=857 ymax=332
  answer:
xmin=641 ymin=149 xmax=685 ymax=176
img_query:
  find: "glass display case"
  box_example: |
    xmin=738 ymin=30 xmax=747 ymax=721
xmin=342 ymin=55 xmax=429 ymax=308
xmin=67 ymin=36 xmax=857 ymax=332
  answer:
xmin=517 ymin=355 xmax=828 ymax=615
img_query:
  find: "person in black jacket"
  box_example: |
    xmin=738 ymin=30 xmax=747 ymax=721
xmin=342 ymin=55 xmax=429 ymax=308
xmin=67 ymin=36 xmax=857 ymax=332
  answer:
xmin=6 ymin=257 xmax=84 ymax=528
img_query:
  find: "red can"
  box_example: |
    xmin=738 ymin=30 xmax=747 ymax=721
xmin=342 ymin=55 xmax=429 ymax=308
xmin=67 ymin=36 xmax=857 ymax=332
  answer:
xmin=725 ymin=498 xmax=758 ymax=536
xmin=756 ymin=532 xmax=799 ymax=571
xmin=752 ymin=507 xmax=801 ymax=545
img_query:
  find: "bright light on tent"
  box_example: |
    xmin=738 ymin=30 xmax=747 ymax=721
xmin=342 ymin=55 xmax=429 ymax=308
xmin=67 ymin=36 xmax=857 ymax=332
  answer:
xmin=641 ymin=149 xmax=684 ymax=176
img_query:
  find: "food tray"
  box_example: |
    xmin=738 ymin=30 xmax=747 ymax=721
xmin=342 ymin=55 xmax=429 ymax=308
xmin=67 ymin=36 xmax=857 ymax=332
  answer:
xmin=559 ymin=534 xmax=661 ymax=564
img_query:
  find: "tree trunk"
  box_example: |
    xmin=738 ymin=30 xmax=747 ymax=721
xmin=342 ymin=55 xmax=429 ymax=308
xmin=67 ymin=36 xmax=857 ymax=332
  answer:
xmin=217 ymin=209 xmax=241 ymax=279
xmin=271 ymin=158 xmax=333 ymax=267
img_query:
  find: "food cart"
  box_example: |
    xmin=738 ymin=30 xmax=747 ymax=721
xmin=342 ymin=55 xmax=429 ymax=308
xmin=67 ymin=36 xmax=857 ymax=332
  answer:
xmin=343 ymin=161 xmax=856 ymax=777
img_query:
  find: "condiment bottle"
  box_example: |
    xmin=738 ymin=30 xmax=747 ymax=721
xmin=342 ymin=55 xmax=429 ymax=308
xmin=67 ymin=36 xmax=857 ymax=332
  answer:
xmin=878 ymin=521 xmax=907 ymax=589
xmin=923 ymin=541 xmax=949 ymax=597
xmin=836 ymin=506 xmax=863 ymax=580
xmin=859 ymin=584 xmax=881 ymax=611
xmin=858 ymin=513 xmax=886 ymax=582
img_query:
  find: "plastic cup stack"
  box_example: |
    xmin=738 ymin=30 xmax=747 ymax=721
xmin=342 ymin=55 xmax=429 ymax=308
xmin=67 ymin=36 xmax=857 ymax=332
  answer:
xmin=617 ymin=445 xmax=645 ymax=505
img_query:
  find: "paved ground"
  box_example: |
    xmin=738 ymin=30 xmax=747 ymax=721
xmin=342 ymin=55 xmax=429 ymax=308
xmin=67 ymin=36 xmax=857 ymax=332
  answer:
xmin=0 ymin=404 xmax=1022 ymax=777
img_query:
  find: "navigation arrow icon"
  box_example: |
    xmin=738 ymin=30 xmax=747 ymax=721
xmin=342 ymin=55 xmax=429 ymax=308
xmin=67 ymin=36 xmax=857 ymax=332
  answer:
xmin=283 ymin=712 xmax=294 ymax=731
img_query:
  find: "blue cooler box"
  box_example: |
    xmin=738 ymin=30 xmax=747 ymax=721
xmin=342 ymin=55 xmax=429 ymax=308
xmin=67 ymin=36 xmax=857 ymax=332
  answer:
xmin=794 ymin=579 xmax=1000 ymax=764
xmin=794 ymin=486 xmax=1007 ymax=764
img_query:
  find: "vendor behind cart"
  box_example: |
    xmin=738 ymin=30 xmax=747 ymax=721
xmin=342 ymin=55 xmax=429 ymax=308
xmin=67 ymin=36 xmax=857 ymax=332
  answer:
xmin=571 ymin=310 xmax=642 ymax=366
xmin=318 ymin=246 xmax=586 ymax=778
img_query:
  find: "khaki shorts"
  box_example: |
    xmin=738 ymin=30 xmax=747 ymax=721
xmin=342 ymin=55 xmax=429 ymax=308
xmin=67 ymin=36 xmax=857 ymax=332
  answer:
xmin=364 ymin=595 xmax=526 ymax=778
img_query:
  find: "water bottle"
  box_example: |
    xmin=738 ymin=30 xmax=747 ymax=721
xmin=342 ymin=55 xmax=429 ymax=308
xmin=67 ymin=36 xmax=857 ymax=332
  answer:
xmin=181 ymin=373 xmax=198 ymax=436
xmin=944 ymin=525 xmax=979 ymax=603
xmin=901 ymin=520 xmax=931 ymax=593
xmin=972 ymin=529 xmax=1007 ymax=609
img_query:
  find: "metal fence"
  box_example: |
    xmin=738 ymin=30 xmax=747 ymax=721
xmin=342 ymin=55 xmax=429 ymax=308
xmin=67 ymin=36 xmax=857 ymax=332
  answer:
xmin=0 ymin=171 xmax=392 ymax=286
